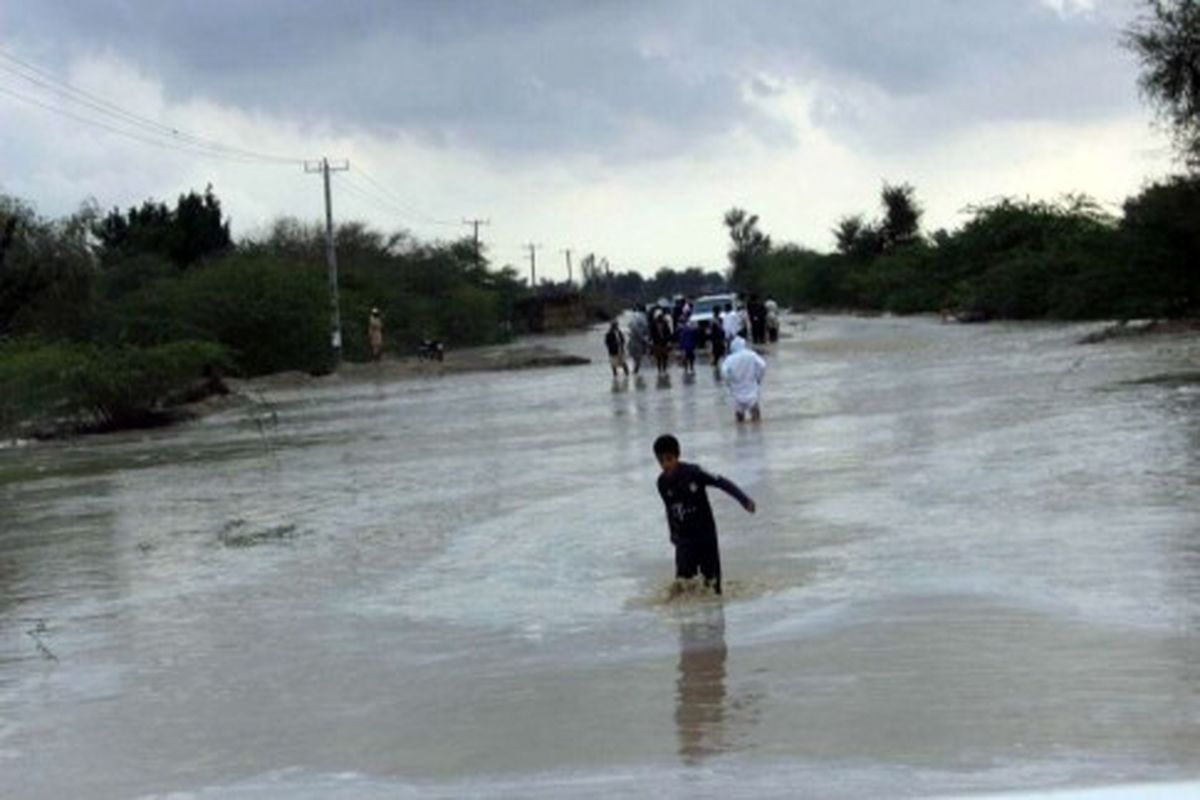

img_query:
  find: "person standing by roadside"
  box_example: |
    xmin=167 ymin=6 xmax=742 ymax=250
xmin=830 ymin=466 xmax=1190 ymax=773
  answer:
xmin=368 ymin=308 xmax=384 ymax=361
xmin=605 ymin=320 xmax=630 ymax=378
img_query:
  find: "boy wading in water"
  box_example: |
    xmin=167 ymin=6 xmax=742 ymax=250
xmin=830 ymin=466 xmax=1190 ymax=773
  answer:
xmin=654 ymin=434 xmax=755 ymax=595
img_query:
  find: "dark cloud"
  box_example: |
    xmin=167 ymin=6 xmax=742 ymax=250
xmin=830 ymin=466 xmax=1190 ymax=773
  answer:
xmin=4 ymin=0 xmax=1145 ymax=158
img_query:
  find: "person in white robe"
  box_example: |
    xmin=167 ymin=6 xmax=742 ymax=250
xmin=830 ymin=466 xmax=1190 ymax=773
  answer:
xmin=719 ymin=336 xmax=766 ymax=422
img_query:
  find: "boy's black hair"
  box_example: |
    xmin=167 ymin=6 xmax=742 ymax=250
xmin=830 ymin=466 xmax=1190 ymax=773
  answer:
xmin=653 ymin=434 xmax=680 ymax=458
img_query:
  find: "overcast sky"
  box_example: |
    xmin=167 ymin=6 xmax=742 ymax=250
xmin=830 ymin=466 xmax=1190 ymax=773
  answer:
xmin=0 ymin=0 xmax=1177 ymax=279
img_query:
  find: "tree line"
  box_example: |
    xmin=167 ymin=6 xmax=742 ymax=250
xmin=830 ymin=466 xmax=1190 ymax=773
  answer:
xmin=0 ymin=187 xmax=535 ymax=432
xmin=724 ymin=175 xmax=1198 ymax=320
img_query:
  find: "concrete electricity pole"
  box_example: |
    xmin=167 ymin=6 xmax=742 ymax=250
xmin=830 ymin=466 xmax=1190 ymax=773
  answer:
xmin=462 ymin=218 xmax=490 ymax=267
xmin=304 ymin=157 xmax=350 ymax=365
xmin=526 ymin=242 xmax=542 ymax=288
xmin=561 ymin=248 xmax=573 ymax=285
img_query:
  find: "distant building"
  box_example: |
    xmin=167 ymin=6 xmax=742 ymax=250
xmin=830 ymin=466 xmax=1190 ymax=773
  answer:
xmin=514 ymin=289 xmax=588 ymax=333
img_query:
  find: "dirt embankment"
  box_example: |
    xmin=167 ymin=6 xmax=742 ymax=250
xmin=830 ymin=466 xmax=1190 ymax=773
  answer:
xmin=3 ymin=342 xmax=590 ymax=442
xmin=1078 ymin=319 xmax=1200 ymax=344
xmin=175 ymin=341 xmax=591 ymax=421
xmin=226 ymin=342 xmax=590 ymax=394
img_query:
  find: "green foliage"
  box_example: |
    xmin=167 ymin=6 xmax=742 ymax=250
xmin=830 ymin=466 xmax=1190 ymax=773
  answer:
xmin=245 ymin=220 xmax=519 ymax=358
xmin=833 ymin=214 xmax=882 ymax=260
xmin=0 ymin=196 xmax=97 ymax=339
xmin=0 ymin=339 xmax=229 ymax=433
xmin=724 ymin=208 xmax=771 ymax=289
xmin=1125 ymin=0 xmax=1200 ymax=167
xmin=92 ymin=254 xmax=330 ymax=376
xmin=1119 ymin=174 xmax=1200 ymax=315
xmin=880 ymin=182 xmax=923 ymax=251
xmin=94 ymin=185 xmax=231 ymax=268
xmin=580 ymin=261 xmax=727 ymax=309
xmin=162 ymin=255 xmax=332 ymax=375
xmin=743 ymin=181 xmax=1196 ymax=320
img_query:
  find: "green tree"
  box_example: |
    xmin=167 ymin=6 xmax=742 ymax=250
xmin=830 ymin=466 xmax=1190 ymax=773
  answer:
xmin=95 ymin=185 xmax=231 ymax=269
xmin=1119 ymin=174 xmax=1200 ymax=314
xmin=833 ymin=213 xmax=882 ymax=259
xmin=0 ymin=196 xmax=97 ymax=339
xmin=1125 ymin=0 xmax=1200 ymax=167
xmin=724 ymin=207 xmax=771 ymax=290
xmin=880 ymin=182 xmax=922 ymax=251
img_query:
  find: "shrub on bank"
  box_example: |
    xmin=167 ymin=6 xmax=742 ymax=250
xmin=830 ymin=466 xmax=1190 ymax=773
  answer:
xmin=104 ymin=255 xmax=333 ymax=376
xmin=0 ymin=339 xmax=229 ymax=434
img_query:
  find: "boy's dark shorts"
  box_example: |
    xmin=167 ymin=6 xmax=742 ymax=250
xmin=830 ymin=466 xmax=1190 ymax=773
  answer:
xmin=675 ymin=537 xmax=722 ymax=593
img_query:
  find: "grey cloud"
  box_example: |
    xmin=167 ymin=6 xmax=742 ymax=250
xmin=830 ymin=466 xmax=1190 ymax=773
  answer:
xmin=4 ymin=0 xmax=1147 ymax=159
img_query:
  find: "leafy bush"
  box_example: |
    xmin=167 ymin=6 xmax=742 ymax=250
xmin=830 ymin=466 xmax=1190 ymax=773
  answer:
xmin=104 ymin=255 xmax=332 ymax=375
xmin=0 ymin=339 xmax=229 ymax=433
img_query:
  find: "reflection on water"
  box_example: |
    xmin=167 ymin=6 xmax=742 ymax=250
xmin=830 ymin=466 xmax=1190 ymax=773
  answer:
xmin=675 ymin=603 xmax=728 ymax=765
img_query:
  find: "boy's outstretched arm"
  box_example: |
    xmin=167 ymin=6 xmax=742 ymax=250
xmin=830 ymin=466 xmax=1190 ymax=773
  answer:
xmin=702 ymin=469 xmax=757 ymax=513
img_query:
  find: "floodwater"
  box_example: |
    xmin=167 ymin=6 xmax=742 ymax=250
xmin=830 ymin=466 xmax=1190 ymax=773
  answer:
xmin=1 ymin=316 xmax=1198 ymax=799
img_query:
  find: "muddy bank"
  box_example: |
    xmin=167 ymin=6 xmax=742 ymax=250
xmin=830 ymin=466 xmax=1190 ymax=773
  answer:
xmin=228 ymin=341 xmax=590 ymax=393
xmin=1078 ymin=318 xmax=1200 ymax=344
xmin=4 ymin=342 xmax=589 ymax=443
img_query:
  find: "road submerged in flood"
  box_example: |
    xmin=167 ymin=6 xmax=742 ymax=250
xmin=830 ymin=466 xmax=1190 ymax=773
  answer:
xmin=1 ymin=315 xmax=1198 ymax=799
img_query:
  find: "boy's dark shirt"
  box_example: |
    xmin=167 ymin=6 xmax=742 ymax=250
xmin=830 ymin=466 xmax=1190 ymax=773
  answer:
xmin=657 ymin=462 xmax=750 ymax=544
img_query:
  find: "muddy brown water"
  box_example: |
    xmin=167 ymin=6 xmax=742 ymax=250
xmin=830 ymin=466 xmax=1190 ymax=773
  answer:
xmin=1 ymin=316 xmax=1198 ymax=798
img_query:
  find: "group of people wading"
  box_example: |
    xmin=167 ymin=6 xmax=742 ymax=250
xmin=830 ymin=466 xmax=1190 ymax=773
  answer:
xmin=604 ymin=295 xmax=774 ymax=423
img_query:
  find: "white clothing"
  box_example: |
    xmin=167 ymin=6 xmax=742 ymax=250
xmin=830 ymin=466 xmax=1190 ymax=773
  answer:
xmin=720 ymin=337 xmax=766 ymax=408
xmin=765 ymin=299 xmax=780 ymax=333
xmin=722 ymin=310 xmax=741 ymax=342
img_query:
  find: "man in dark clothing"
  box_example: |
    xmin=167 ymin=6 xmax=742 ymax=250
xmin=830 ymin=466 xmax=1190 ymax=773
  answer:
xmin=605 ymin=321 xmax=629 ymax=377
xmin=710 ymin=310 xmax=727 ymax=366
xmin=678 ymin=321 xmax=697 ymax=374
xmin=747 ymin=295 xmax=767 ymax=345
xmin=654 ymin=434 xmax=755 ymax=594
xmin=651 ymin=311 xmax=673 ymax=374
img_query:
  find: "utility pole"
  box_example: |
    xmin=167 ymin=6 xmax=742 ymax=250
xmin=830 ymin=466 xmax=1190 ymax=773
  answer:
xmin=304 ymin=157 xmax=350 ymax=365
xmin=561 ymin=248 xmax=573 ymax=285
xmin=525 ymin=242 xmax=541 ymax=288
xmin=462 ymin=217 xmax=490 ymax=267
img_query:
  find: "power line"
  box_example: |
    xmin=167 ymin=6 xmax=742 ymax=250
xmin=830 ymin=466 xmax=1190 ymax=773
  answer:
xmin=0 ymin=47 xmax=505 ymax=265
xmin=352 ymin=165 xmax=458 ymax=227
xmin=334 ymin=171 xmax=462 ymax=236
xmin=0 ymin=47 xmax=308 ymax=164
xmin=0 ymin=82 xmax=290 ymax=164
xmin=334 ymin=172 xmax=416 ymax=220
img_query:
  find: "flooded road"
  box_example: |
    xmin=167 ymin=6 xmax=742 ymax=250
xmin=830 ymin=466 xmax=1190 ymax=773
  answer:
xmin=1 ymin=316 xmax=1198 ymax=799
